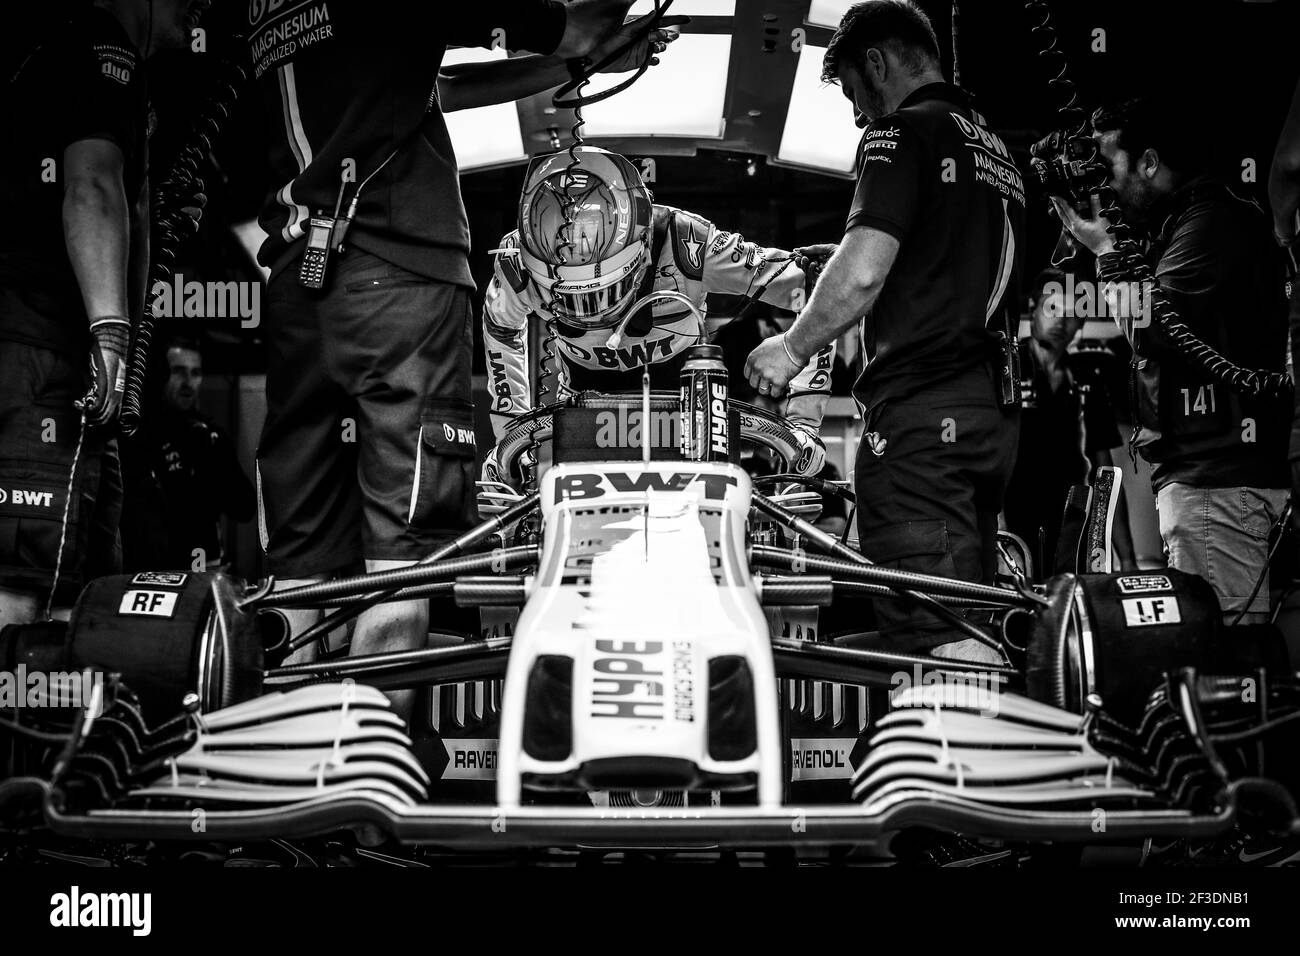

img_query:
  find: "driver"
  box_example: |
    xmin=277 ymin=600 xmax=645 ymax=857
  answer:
xmin=482 ymin=146 xmax=833 ymax=478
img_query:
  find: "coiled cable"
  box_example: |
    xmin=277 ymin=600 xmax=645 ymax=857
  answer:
xmin=119 ymin=55 xmax=251 ymax=436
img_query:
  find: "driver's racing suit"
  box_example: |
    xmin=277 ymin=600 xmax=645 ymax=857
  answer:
xmin=482 ymin=204 xmax=835 ymax=472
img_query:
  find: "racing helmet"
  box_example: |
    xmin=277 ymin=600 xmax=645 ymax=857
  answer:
xmin=517 ymin=146 xmax=653 ymax=329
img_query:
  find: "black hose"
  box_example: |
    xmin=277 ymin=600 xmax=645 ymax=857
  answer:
xmin=757 ymin=575 xmax=834 ymax=606
xmin=272 ymin=492 xmax=540 ymax=652
xmin=832 ymin=578 xmax=1009 ymax=609
xmin=260 ymin=547 xmax=537 ymax=608
xmin=120 ymin=55 xmax=251 ymax=436
xmin=751 ymin=545 xmax=1028 ymax=607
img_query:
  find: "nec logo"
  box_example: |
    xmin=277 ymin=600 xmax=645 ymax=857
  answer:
xmin=0 ymin=488 xmax=55 ymax=508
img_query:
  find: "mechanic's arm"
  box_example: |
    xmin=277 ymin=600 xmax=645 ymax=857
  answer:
xmin=438 ymin=57 xmax=569 ymax=112
xmin=1269 ymin=74 xmax=1300 ymax=246
xmin=64 ymin=139 xmax=130 ymax=321
xmin=697 ymin=223 xmax=834 ymax=467
xmin=63 ymin=137 xmax=133 ymax=425
xmin=747 ymin=113 xmax=920 ymax=398
xmin=745 ymin=227 xmax=898 ymax=398
xmin=438 ymin=15 xmax=683 ymax=112
xmin=443 ymin=1 xmax=636 ymax=58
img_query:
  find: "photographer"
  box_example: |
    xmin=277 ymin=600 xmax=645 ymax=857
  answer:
xmin=1055 ymin=98 xmax=1291 ymax=624
xmin=1003 ymin=269 xmax=1135 ymax=574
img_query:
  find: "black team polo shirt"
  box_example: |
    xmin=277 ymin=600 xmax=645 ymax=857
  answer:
xmin=248 ymin=1 xmax=567 ymax=288
xmin=847 ymin=82 xmax=1027 ymax=406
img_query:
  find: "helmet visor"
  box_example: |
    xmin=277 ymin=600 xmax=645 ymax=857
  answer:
xmin=546 ymin=263 xmax=647 ymax=329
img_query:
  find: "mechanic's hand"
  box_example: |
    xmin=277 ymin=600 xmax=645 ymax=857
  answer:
xmin=793 ymin=243 xmax=837 ymax=281
xmin=791 ymin=424 xmax=827 ymax=477
xmin=744 ymin=332 xmax=805 ymax=400
xmin=591 ymin=13 xmax=688 ymax=73
xmin=557 ymin=0 xmax=637 ymax=59
xmin=1051 ymin=195 xmax=1115 ymax=257
xmin=80 ymin=320 xmax=131 ymax=428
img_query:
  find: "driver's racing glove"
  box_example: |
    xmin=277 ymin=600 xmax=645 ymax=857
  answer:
xmin=477 ymin=445 xmax=524 ymax=517
xmin=791 ymin=423 xmax=827 ymax=477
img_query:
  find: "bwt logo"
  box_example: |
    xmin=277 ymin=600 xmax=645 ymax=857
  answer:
xmin=249 ymin=0 xmax=300 ymax=26
xmin=0 ymin=488 xmax=55 ymax=507
xmin=949 ymin=112 xmax=1012 ymax=160
xmin=443 ymin=424 xmax=476 ymax=446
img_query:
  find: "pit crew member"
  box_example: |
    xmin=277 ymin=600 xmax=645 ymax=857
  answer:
xmin=744 ymin=0 xmax=1025 ymax=661
xmin=0 ymin=0 xmax=207 ymax=628
xmin=246 ymin=1 xmax=659 ymax=708
xmin=482 ymin=146 xmax=834 ymax=476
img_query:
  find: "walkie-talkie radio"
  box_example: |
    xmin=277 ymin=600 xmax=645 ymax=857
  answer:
xmin=993 ymin=331 xmax=1022 ymax=408
xmin=297 ymin=214 xmax=336 ymax=290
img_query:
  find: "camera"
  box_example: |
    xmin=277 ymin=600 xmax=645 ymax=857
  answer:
xmin=1030 ymin=130 xmax=1107 ymax=205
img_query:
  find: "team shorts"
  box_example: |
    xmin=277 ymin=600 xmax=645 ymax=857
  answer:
xmin=257 ymin=251 xmax=480 ymax=577
xmin=0 ymin=338 xmax=122 ymax=606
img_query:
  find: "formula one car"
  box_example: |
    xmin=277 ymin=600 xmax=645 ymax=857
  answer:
xmin=2 ymin=370 xmax=1298 ymax=864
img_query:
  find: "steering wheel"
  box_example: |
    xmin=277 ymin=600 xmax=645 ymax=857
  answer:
xmin=493 ymin=390 xmax=805 ymax=486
